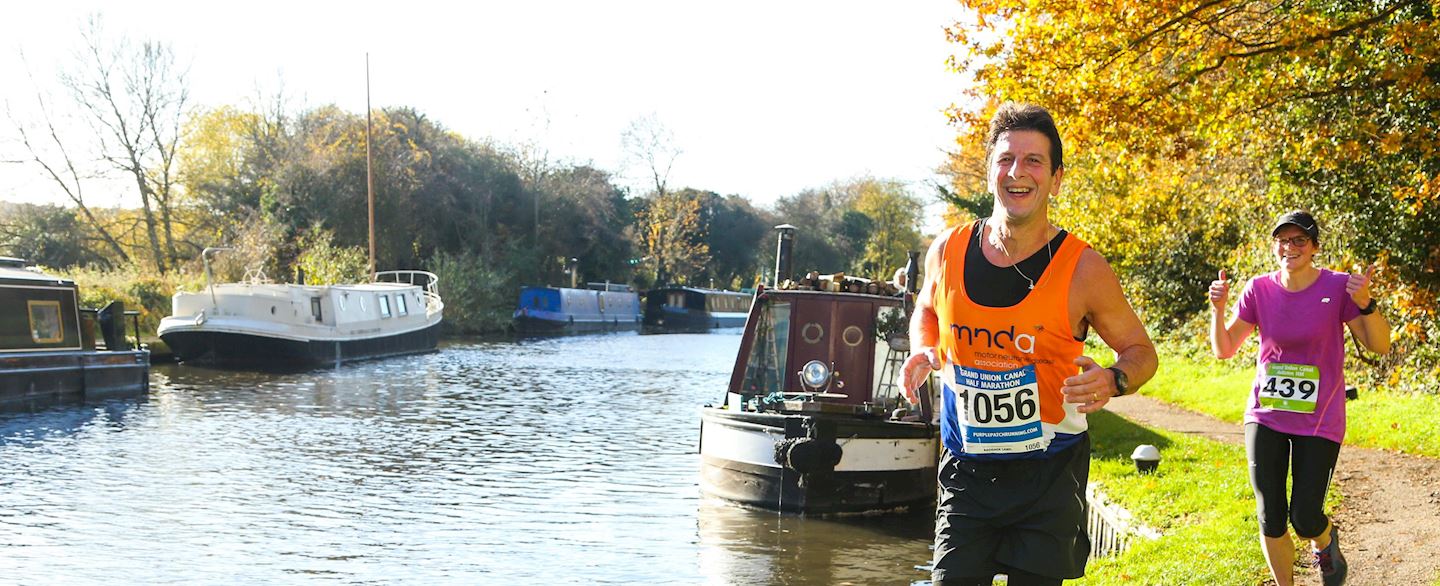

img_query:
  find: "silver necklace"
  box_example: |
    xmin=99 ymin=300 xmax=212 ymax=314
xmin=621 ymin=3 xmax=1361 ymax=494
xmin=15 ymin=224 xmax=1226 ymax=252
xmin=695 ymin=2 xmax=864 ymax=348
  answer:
xmin=983 ymin=221 xmax=1053 ymax=290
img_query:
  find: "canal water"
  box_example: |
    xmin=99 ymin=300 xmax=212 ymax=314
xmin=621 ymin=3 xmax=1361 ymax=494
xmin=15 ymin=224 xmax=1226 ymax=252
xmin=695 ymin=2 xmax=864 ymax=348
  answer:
xmin=0 ymin=332 xmax=932 ymax=584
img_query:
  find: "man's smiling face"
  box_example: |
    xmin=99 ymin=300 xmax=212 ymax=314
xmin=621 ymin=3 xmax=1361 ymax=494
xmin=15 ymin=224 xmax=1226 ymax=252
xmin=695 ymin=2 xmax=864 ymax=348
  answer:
xmin=988 ymin=129 xmax=1062 ymax=223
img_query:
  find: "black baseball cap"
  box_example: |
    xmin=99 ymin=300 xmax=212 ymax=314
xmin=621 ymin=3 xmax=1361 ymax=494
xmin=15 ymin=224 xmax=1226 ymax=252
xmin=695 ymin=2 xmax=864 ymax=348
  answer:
xmin=1271 ymin=210 xmax=1320 ymax=241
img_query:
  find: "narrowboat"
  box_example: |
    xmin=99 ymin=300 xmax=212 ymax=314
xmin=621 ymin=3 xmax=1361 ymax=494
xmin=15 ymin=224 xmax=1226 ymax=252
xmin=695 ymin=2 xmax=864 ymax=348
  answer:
xmin=512 ymin=282 xmax=642 ymax=334
xmin=643 ymin=286 xmax=752 ymax=331
xmin=158 ymin=251 xmax=443 ymax=369
xmin=698 ymin=226 xmax=938 ymax=515
xmin=0 ymin=257 xmax=149 ymax=410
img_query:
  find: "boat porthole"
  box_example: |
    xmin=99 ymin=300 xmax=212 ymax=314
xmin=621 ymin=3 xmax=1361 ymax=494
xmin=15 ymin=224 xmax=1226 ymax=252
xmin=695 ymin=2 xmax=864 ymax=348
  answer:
xmin=270 ymin=306 xmax=276 ymax=315
xmin=842 ymin=325 xmax=864 ymax=347
xmin=801 ymin=322 xmax=823 ymax=344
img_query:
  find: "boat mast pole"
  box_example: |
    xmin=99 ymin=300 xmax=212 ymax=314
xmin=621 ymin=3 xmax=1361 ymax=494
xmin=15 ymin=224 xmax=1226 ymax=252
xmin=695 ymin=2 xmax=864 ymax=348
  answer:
xmin=365 ymin=53 xmax=377 ymax=279
xmin=202 ymin=246 xmax=233 ymax=310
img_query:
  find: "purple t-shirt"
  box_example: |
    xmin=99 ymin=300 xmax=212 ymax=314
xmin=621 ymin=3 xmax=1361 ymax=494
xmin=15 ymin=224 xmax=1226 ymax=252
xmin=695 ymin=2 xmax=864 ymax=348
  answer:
xmin=1236 ymin=269 xmax=1361 ymax=444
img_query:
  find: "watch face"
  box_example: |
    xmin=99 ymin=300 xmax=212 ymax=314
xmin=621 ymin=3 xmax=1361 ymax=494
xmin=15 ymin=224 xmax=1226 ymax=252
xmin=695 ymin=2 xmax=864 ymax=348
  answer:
xmin=1111 ymin=368 xmax=1128 ymax=394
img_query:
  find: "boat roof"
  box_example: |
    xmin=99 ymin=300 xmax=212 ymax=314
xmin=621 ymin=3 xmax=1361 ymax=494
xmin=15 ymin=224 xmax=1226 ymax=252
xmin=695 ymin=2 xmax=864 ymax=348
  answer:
xmin=648 ymin=286 xmax=751 ymax=295
xmin=763 ymin=287 xmax=904 ymax=305
xmin=332 ymin=281 xmax=422 ymax=292
xmin=522 ymin=283 xmax=636 ymax=293
xmin=0 ymin=260 xmax=76 ymax=286
xmin=207 ymin=281 xmax=420 ymax=293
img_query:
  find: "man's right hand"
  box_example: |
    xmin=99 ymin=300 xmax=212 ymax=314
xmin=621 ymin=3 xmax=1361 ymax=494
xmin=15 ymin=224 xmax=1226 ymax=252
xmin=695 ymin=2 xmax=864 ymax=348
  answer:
xmin=899 ymin=347 xmax=941 ymax=404
xmin=1209 ymin=269 xmax=1229 ymax=312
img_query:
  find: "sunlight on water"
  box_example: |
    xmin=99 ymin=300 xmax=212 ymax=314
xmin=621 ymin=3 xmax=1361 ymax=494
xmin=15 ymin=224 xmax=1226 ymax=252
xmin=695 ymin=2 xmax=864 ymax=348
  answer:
xmin=0 ymin=332 xmax=931 ymax=584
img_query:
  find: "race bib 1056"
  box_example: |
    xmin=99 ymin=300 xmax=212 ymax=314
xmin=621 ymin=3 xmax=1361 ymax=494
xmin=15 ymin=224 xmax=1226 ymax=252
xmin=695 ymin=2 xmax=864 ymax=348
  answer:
xmin=947 ymin=364 xmax=1046 ymax=454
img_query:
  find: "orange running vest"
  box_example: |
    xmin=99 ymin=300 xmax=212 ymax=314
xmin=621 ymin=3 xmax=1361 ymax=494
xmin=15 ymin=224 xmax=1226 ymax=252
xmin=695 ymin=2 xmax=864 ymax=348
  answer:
xmin=933 ymin=222 xmax=1091 ymax=454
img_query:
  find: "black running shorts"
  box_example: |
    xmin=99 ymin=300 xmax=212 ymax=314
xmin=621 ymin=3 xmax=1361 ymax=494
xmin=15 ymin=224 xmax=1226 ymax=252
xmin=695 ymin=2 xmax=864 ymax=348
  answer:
xmin=932 ymin=434 xmax=1091 ymax=582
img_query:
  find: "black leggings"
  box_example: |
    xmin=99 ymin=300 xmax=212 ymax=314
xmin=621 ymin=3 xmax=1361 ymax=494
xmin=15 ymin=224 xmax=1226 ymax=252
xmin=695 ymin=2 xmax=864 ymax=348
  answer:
xmin=1245 ymin=422 xmax=1341 ymax=539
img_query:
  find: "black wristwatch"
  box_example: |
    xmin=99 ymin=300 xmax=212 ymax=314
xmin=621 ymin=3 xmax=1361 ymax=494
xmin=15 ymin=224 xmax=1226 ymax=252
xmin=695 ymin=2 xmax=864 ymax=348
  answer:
xmin=1358 ymin=298 xmax=1378 ymax=315
xmin=1108 ymin=366 xmax=1130 ymax=397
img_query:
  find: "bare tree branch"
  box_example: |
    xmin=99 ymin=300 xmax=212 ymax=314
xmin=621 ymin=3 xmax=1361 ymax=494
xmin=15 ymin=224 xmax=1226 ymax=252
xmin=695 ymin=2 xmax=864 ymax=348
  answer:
xmin=58 ymin=15 xmax=190 ymax=273
xmin=6 ymin=51 xmax=131 ymax=263
xmin=620 ymin=113 xmax=682 ymax=198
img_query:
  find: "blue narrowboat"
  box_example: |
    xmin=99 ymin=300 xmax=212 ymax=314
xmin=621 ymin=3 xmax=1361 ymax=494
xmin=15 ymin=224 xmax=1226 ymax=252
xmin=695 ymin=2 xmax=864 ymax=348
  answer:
xmin=512 ymin=282 xmax=642 ymax=334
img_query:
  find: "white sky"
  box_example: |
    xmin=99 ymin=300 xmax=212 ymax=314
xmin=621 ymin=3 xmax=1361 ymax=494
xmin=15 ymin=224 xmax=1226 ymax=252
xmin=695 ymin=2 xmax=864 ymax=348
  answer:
xmin=0 ymin=1 xmax=969 ymax=216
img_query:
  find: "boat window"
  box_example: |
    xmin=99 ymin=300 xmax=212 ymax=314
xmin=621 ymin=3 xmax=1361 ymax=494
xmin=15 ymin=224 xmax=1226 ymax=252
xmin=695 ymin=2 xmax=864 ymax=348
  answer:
xmin=669 ymin=292 xmax=684 ymax=307
xmin=740 ymin=300 xmax=790 ymax=395
xmin=311 ymin=297 xmax=323 ymax=323
xmin=396 ymin=293 xmax=408 ymax=316
xmin=27 ymin=300 xmax=64 ymax=343
xmin=379 ymin=295 xmax=392 ymax=318
xmin=339 ymin=294 xmax=347 ymax=311
xmin=360 ymin=296 xmax=367 ymax=313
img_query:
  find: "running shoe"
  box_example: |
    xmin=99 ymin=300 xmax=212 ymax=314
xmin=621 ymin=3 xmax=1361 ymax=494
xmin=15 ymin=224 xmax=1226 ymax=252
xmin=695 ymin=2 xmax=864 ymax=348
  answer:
xmin=1313 ymin=525 xmax=1348 ymax=586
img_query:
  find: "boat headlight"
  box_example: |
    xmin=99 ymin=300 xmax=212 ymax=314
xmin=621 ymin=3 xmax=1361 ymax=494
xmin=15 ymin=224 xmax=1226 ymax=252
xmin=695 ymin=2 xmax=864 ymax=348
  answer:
xmin=799 ymin=360 xmax=830 ymax=389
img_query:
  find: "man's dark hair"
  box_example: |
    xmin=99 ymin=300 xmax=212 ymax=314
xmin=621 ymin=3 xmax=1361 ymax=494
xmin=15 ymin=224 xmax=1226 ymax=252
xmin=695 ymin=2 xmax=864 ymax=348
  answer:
xmin=985 ymin=102 xmax=1064 ymax=173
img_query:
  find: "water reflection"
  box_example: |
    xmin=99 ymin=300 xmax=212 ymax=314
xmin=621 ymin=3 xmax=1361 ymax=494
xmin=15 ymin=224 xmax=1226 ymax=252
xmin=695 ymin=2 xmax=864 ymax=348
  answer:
xmin=0 ymin=333 xmax=933 ymax=584
xmin=0 ymin=399 xmax=143 ymax=447
xmin=697 ymin=499 xmax=932 ymax=586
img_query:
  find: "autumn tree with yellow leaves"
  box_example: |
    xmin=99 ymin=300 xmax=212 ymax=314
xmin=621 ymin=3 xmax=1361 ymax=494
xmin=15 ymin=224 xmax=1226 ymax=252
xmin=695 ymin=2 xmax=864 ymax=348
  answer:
xmin=633 ymin=188 xmax=711 ymax=287
xmin=945 ymin=0 xmax=1440 ymax=390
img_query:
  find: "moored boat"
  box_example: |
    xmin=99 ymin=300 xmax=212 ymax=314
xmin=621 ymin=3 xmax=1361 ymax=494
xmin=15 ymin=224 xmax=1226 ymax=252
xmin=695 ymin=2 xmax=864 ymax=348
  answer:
xmin=0 ymin=257 xmax=149 ymax=410
xmin=512 ymin=282 xmax=642 ymax=334
xmin=643 ymin=286 xmax=751 ymax=331
xmin=158 ymin=252 xmax=443 ymax=369
xmin=698 ymin=227 xmax=937 ymax=514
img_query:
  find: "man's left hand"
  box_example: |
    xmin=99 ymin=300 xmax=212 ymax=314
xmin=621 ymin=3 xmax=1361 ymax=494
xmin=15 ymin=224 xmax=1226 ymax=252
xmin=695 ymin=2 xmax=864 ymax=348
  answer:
xmin=1061 ymin=355 xmax=1114 ymax=414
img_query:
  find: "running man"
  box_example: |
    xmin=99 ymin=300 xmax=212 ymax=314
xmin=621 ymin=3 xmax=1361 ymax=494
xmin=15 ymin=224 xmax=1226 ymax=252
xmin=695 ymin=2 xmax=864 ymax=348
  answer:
xmin=900 ymin=102 xmax=1158 ymax=585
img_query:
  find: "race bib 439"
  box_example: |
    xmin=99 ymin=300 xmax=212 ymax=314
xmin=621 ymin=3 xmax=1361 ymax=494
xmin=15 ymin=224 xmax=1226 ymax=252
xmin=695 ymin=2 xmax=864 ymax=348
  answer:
xmin=1259 ymin=362 xmax=1320 ymax=413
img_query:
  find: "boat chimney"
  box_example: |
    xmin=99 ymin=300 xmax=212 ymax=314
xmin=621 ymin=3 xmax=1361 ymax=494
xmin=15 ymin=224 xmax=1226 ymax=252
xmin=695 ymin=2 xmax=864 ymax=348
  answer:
xmin=905 ymin=250 xmax=920 ymax=294
xmin=773 ymin=224 xmax=797 ymax=287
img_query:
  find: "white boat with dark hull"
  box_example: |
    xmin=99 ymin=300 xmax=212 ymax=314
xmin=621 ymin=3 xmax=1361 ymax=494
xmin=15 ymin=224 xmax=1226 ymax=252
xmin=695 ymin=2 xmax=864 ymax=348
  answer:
xmin=158 ymin=267 xmax=443 ymax=370
xmin=698 ymin=227 xmax=938 ymax=515
xmin=0 ymin=257 xmax=149 ymax=410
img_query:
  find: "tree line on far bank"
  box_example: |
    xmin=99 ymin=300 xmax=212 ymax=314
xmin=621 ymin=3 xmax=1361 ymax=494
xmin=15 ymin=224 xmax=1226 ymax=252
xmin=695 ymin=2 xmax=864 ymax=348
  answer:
xmin=0 ymin=100 xmax=926 ymax=335
xmin=0 ymin=21 xmax=926 ymax=335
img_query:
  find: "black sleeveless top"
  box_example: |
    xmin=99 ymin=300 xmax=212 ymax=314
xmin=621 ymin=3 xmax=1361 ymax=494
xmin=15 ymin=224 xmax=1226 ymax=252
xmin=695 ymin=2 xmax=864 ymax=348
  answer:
xmin=963 ymin=219 xmax=1070 ymax=308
